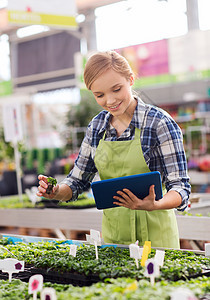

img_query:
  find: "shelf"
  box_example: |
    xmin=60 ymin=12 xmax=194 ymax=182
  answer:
xmin=174 ymin=111 xmax=210 ymax=123
xmin=176 ymin=215 xmax=210 ymax=241
xmin=175 ymin=115 xmax=195 ymax=122
xmin=189 ymin=170 xmax=210 ymax=185
xmin=0 ymin=208 xmax=209 ymax=241
xmin=190 ymin=201 xmax=210 ymax=216
xmin=195 ymin=111 xmax=210 ymax=119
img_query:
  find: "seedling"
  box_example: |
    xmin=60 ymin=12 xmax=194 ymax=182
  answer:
xmin=46 ymin=177 xmax=57 ymax=194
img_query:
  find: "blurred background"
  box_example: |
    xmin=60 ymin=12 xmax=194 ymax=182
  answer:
xmin=0 ymin=0 xmax=209 ymax=244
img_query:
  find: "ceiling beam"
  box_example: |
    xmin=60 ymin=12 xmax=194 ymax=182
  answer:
xmin=76 ymin=0 xmax=121 ymax=13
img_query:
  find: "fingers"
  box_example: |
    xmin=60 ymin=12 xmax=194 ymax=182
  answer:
xmin=38 ymin=179 xmax=48 ymax=190
xmin=121 ymin=189 xmax=136 ymax=200
xmin=113 ymin=189 xmax=137 ymax=209
xmin=113 ymin=189 xmax=129 ymax=203
xmin=149 ymin=185 xmax=156 ymax=199
xmin=38 ymin=174 xmax=48 ymax=183
xmin=36 ymin=184 xmax=47 ymax=197
xmin=113 ymin=186 xmax=156 ymax=210
xmin=116 ymin=189 xmax=131 ymax=200
xmin=37 ymin=175 xmax=49 ymax=197
xmin=113 ymin=199 xmax=130 ymax=208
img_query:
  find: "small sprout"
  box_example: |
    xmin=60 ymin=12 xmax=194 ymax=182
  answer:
xmin=46 ymin=177 xmax=57 ymax=194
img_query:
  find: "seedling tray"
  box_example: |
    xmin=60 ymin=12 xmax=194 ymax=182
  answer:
xmin=185 ymin=269 xmax=210 ymax=280
xmin=29 ymin=267 xmax=100 ymax=286
xmin=0 ymin=267 xmax=34 ymax=282
xmin=0 ymin=235 xmax=209 ymax=287
xmin=35 ymin=199 xmax=96 ymax=209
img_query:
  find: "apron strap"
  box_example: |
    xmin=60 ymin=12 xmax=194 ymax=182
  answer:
xmin=102 ymin=131 xmax=106 ymax=140
xmin=134 ymin=127 xmax=141 ymax=140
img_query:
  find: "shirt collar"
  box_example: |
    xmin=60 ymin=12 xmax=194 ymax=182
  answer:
xmin=130 ymin=96 xmax=147 ymax=129
xmin=98 ymin=111 xmax=112 ymax=135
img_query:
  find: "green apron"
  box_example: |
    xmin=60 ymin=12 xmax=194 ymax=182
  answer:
xmin=94 ymin=127 xmax=180 ymax=248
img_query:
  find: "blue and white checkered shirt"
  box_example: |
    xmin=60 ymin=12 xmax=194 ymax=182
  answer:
xmin=61 ymin=97 xmax=191 ymax=211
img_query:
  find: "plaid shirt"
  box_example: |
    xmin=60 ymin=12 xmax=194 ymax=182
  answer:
xmin=61 ymin=97 xmax=191 ymax=211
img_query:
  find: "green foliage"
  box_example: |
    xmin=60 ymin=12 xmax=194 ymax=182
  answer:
xmin=0 ymin=279 xmax=30 ymax=299
xmin=0 ymin=239 xmax=210 ymax=299
xmin=0 ymin=240 xmax=209 ymax=284
xmin=0 ymin=193 xmax=95 ymax=209
xmin=0 ymin=273 xmax=209 ymax=299
xmin=66 ymin=90 xmax=102 ymax=128
xmin=0 ymin=128 xmax=14 ymax=162
xmin=58 ymin=194 xmax=95 ymax=208
xmin=46 ymin=176 xmax=58 ymax=194
xmin=47 ymin=177 xmax=57 ymax=187
xmin=0 ymin=128 xmax=25 ymax=163
xmin=0 ymin=194 xmax=33 ymax=209
xmin=65 ymin=90 xmax=102 ymax=151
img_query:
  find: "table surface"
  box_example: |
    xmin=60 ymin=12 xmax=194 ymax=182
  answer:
xmin=0 ymin=208 xmax=210 ymax=241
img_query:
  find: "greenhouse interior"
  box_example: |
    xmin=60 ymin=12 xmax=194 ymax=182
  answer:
xmin=0 ymin=0 xmax=209 ymax=299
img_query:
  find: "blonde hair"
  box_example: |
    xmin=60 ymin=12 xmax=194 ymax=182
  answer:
xmin=84 ymin=51 xmax=134 ymax=90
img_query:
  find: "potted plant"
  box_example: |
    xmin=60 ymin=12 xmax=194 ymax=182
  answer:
xmin=46 ymin=177 xmax=57 ymax=194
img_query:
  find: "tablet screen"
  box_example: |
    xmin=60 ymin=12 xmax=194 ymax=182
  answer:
xmin=91 ymin=171 xmax=163 ymax=210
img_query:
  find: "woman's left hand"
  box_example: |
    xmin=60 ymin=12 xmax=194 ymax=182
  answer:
xmin=113 ymin=185 xmax=156 ymax=211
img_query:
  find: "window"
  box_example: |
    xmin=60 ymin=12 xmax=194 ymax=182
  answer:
xmin=198 ymin=0 xmax=210 ymax=30
xmin=0 ymin=34 xmax=10 ymax=81
xmin=95 ymin=0 xmax=187 ymax=51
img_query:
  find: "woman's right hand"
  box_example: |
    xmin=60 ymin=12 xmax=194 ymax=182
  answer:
xmin=36 ymin=174 xmax=59 ymax=199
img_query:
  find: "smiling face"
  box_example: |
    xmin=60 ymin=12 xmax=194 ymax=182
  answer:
xmin=91 ymin=68 xmax=135 ymax=117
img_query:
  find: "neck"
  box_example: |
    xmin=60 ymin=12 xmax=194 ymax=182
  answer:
xmin=117 ymin=97 xmax=136 ymax=121
xmin=111 ymin=97 xmax=137 ymax=136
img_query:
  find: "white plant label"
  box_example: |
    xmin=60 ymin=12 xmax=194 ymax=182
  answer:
xmin=86 ymin=234 xmax=91 ymax=243
xmin=205 ymin=243 xmax=210 ymax=257
xmin=25 ymin=187 xmax=40 ymax=204
xmin=144 ymin=259 xmax=160 ymax=285
xmin=129 ymin=244 xmax=142 ymax=259
xmin=3 ymin=104 xmax=23 ymax=142
xmin=154 ymin=249 xmax=165 ymax=267
xmin=86 ymin=234 xmax=103 ymax=246
xmin=90 ymin=229 xmax=101 ymax=242
xmin=129 ymin=243 xmax=142 ymax=269
xmin=69 ymin=244 xmax=77 ymax=257
xmin=0 ymin=258 xmax=24 ymax=282
xmin=90 ymin=229 xmax=102 ymax=260
xmin=94 ymin=240 xmax=98 ymax=260
xmin=41 ymin=287 xmax=57 ymax=300
xmin=28 ymin=274 xmax=43 ymax=300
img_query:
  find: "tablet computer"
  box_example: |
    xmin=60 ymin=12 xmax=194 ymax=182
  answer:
xmin=91 ymin=171 xmax=163 ymax=210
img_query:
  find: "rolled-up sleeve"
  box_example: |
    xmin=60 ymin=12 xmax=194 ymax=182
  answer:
xmin=156 ymin=115 xmax=191 ymax=211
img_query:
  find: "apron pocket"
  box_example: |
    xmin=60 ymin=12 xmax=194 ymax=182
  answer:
xmin=145 ymin=210 xmax=180 ymax=248
xmin=102 ymin=207 xmax=134 ymax=244
xmin=102 ymin=208 xmax=119 ymax=243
